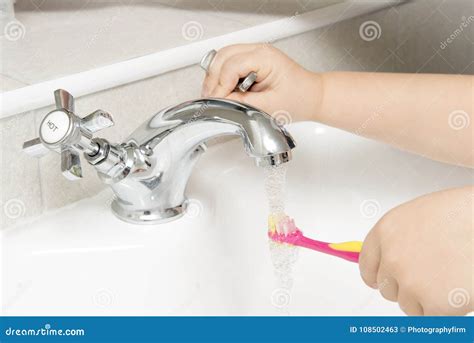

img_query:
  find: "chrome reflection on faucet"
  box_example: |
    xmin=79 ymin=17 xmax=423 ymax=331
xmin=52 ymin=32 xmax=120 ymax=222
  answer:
xmin=23 ymin=89 xmax=296 ymax=224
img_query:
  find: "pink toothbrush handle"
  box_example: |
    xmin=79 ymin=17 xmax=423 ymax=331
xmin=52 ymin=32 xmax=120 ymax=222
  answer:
xmin=294 ymin=236 xmax=361 ymax=263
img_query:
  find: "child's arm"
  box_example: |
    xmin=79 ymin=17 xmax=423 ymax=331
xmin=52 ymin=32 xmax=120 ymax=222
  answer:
xmin=318 ymin=72 xmax=472 ymax=167
xmin=203 ymin=44 xmax=473 ymax=167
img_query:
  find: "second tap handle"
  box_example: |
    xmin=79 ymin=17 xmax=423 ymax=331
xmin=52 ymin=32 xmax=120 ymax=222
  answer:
xmin=200 ymin=49 xmax=256 ymax=93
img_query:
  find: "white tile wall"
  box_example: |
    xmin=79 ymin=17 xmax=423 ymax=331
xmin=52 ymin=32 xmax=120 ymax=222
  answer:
xmin=1 ymin=0 xmax=471 ymax=229
xmin=0 ymin=74 xmax=27 ymax=92
xmin=394 ymin=0 xmax=473 ymax=74
xmin=0 ymin=111 xmax=43 ymax=229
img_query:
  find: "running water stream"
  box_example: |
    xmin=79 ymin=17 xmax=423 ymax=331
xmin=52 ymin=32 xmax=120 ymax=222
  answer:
xmin=264 ymin=164 xmax=299 ymax=313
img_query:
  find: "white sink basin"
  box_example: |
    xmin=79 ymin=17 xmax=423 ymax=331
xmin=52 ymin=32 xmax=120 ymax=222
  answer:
xmin=2 ymin=122 xmax=472 ymax=316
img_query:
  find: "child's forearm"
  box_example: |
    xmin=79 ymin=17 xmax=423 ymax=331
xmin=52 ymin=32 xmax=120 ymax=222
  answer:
xmin=314 ymin=72 xmax=473 ymax=167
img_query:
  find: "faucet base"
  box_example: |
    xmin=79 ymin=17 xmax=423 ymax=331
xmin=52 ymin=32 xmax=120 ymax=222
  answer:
xmin=111 ymin=200 xmax=185 ymax=225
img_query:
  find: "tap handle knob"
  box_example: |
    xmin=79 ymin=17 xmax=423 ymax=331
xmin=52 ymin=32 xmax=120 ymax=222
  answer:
xmin=22 ymin=137 xmax=50 ymax=157
xmin=61 ymin=147 xmax=83 ymax=180
xmin=236 ymin=71 xmax=257 ymax=92
xmin=22 ymin=89 xmax=114 ymax=181
xmin=54 ymin=89 xmax=74 ymax=113
xmin=200 ymin=49 xmax=256 ymax=93
xmin=80 ymin=109 xmax=114 ymax=133
xmin=199 ymin=49 xmax=217 ymax=72
xmin=39 ymin=107 xmax=79 ymax=147
xmin=22 ymin=104 xmax=81 ymax=157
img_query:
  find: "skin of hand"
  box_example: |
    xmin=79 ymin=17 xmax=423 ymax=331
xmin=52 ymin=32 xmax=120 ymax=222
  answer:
xmin=201 ymin=43 xmax=322 ymax=122
xmin=359 ymin=186 xmax=473 ymax=316
xmin=203 ymin=44 xmax=473 ymax=167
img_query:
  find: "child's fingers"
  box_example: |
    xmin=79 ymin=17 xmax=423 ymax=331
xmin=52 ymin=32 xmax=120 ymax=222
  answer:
xmin=397 ymin=289 xmax=424 ymax=315
xmin=376 ymin=268 xmax=399 ymax=302
xmin=359 ymin=229 xmax=381 ymax=289
xmin=203 ymin=44 xmax=257 ymax=96
xmin=209 ymin=51 xmax=268 ymax=99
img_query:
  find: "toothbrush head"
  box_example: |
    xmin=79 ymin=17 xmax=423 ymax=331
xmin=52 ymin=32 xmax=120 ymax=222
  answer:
xmin=267 ymin=214 xmax=303 ymax=244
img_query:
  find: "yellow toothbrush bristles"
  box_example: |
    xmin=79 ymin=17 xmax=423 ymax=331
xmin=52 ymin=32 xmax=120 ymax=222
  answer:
xmin=268 ymin=214 xmax=297 ymax=235
xmin=268 ymin=215 xmax=277 ymax=234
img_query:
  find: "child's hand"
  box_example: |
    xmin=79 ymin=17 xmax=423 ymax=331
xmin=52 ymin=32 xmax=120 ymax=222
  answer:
xmin=201 ymin=43 xmax=321 ymax=122
xmin=203 ymin=45 xmax=472 ymax=166
xmin=359 ymin=186 xmax=473 ymax=315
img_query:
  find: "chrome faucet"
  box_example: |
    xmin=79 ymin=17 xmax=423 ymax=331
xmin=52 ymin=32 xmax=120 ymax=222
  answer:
xmin=23 ymin=89 xmax=295 ymax=224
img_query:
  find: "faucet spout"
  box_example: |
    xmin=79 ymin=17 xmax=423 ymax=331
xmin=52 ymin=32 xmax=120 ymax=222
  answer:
xmin=129 ymin=98 xmax=295 ymax=164
xmin=109 ymin=98 xmax=296 ymax=224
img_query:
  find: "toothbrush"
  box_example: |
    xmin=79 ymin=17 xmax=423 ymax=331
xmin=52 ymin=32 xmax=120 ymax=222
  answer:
xmin=267 ymin=215 xmax=363 ymax=263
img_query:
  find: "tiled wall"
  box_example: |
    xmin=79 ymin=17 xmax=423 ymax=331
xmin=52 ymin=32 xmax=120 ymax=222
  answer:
xmin=394 ymin=0 xmax=473 ymax=74
xmin=1 ymin=0 xmax=472 ymax=229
